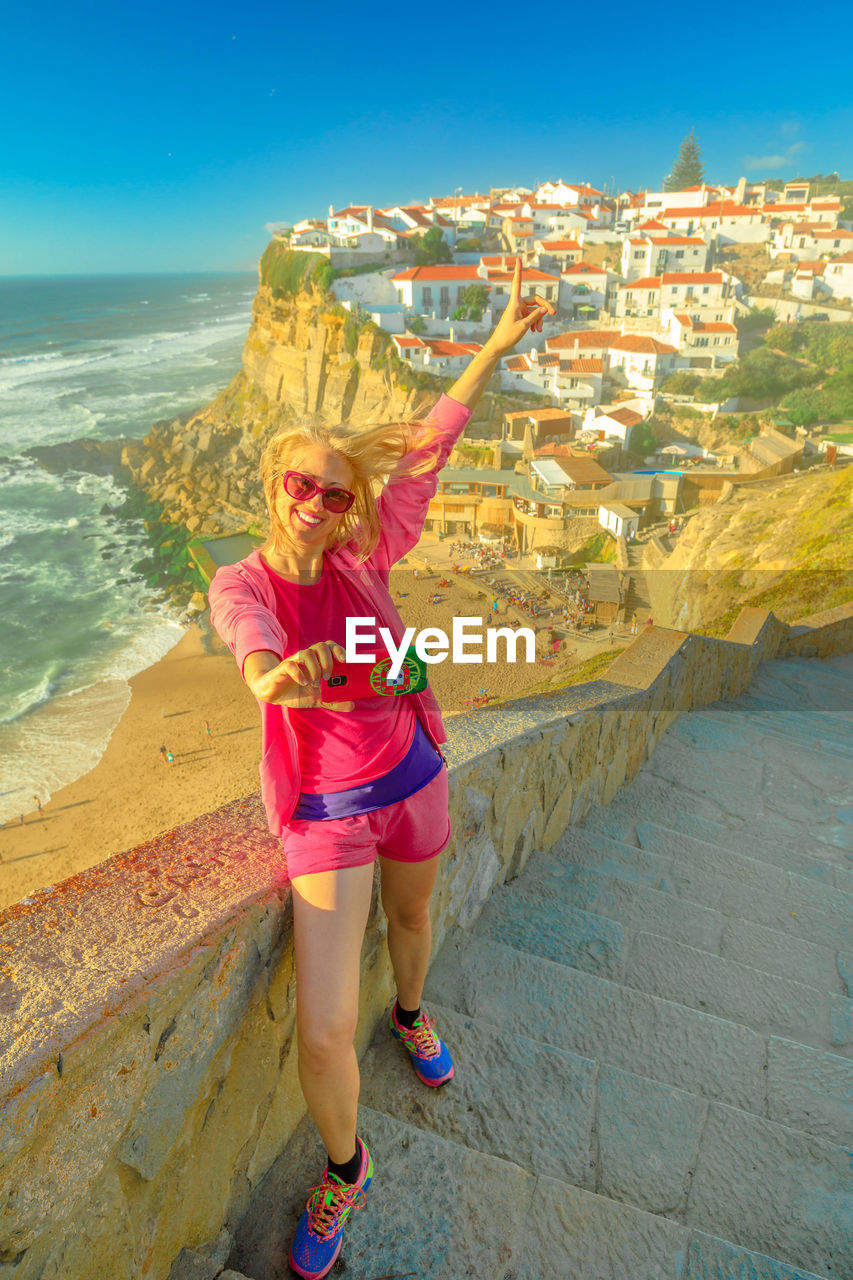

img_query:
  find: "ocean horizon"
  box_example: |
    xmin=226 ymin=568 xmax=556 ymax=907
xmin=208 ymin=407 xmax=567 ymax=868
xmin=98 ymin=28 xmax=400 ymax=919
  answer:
xmin=0 ymin=271 xmax=256 ymax=823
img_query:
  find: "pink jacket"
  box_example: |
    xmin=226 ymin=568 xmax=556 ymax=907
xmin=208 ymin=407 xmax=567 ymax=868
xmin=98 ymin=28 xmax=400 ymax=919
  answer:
xmin=208 ymin=393 xmax=472 ymax=835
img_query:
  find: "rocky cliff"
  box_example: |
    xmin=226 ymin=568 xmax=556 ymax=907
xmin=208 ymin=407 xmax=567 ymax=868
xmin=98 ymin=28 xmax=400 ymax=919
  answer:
xmin=640 ymin=463 xmax=852 ymax=632
xmin=119 ymin=274 xmax=436 ymax=537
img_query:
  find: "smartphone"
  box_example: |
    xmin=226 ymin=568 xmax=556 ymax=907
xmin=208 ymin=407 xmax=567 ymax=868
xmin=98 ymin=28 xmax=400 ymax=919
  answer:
xmin=320 ymin=646 xmax=428 ymax=699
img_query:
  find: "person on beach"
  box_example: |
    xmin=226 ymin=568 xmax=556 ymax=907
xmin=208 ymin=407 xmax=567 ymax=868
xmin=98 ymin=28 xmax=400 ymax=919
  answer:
xmin=208 ymin=261 xmax=555 ymax=1280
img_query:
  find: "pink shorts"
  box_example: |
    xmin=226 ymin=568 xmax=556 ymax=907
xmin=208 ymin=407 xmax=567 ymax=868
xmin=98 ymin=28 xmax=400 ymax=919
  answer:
xmin=281 ymin=765 xmax=451 ymax=880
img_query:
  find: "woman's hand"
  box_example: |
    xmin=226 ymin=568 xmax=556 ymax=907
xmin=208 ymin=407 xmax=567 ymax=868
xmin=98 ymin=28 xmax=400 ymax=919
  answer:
xmin=446 ymin=259 xmax=557 ymax=409
xmin=484 ymin=258 xmax=557 ymax=358
xmin=244 ymin=643 xmax=355 ymax=711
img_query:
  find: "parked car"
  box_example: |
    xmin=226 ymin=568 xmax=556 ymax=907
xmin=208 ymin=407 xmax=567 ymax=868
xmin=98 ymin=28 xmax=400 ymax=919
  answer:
xmin=806 ymin=313 xmax=830 ymax=321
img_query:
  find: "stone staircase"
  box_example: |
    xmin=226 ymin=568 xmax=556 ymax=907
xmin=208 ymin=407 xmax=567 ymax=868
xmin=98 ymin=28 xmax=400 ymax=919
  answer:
xmin=226 ymin=654 xmax=853 ymax=1280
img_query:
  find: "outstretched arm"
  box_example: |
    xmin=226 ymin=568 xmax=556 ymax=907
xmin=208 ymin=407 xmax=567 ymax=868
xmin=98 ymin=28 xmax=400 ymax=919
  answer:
xmin=446 ymin=258 xmax=556 ymax=409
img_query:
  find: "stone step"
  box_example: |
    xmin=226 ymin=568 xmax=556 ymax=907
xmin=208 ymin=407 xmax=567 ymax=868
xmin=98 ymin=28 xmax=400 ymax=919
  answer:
xmin=625 ymin=931 xmax=846 ymax=1055
xmin=579 ymin=768 xmax=851 ymax=867
xmin=476 ymin=873 xmax=849 ymax=1058
xmin=425 ymin=930 xmax=768 ymax=1114
xmin=767 ymin=1035 xmax=853 ymax=1147
xmin=234 ymin=1100 xmax=840 ymax=1280
xmin=639 ymin=814 xmax=853 ymax=891
xmin=634 ymin=821 xmax=853 ymax=916
xmin=550 ymin=828 xmax=853 ymax=952
xmin=519 ymin=855 xmax=850 ymax=999
xmin=668 ymin=706 xmax=853 ymax=780
xmin=361 ymin=1001 xmax=852 ymax=1200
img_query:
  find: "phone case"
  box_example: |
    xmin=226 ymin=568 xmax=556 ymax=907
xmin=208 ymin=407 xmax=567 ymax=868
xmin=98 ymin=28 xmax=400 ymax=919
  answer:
xmin=320 ymin=646 xmax=429 ymax=699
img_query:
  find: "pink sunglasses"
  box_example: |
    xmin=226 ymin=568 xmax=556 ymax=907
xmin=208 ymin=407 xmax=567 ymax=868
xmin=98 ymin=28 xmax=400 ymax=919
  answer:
xmin=282 ymin=470 xmax=355 ymax=513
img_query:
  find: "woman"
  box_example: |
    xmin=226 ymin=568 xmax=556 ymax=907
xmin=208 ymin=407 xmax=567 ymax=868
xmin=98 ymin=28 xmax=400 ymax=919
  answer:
xmin=208 ymin=261 xmax=554 ymax=1279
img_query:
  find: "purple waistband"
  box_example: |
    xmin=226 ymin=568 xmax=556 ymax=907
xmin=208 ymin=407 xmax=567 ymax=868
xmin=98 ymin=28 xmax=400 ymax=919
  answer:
xmin=291 ymin=720 xmax=444 ymax=821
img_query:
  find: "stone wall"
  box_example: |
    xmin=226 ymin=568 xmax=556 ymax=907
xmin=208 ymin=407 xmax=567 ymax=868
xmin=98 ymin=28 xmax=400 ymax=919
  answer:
xmin=1 ymin=601 xmax=851 ymax=1278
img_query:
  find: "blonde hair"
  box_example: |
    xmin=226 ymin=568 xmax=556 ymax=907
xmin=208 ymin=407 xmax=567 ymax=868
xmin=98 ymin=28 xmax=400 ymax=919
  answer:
xmin=259 ymin=417 xmax=440 ymax=561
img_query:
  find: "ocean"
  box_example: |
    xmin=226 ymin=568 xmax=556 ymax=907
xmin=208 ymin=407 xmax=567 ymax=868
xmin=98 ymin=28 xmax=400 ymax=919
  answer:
xmin=0 ymin=272 xmax=256 ymax=824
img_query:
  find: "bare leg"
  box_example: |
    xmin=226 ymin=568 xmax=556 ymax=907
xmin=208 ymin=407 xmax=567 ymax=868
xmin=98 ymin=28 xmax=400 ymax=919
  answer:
xmin=290 ymin=862 xmax=375 ymax=1164
xmin=378 ymin=854 xmax=440 ymax=1011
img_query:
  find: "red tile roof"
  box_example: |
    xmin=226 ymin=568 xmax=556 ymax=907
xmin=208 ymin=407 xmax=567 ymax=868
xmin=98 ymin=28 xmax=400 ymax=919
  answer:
xmin=563 ymin=262 xmax=606 ymax=274
xmin=425 ymin=339 xmax=483 ymax=358
xmin=648 ymin=236 xmax=706 ymax=245
xmin=662 ymin=271 xmax=723 ymax=284
xmin=610 ymin=335 xmax=677 ymax=355
xmin=485 ymin=267 xmax=560 ymax=283
xmin=393 ymin=335 xmax=426 ymax=348
xmin=546 ymin=329 xmax=619 ymax=349
xmin=662 ymin=203 xmax=756 ymax=219
xmin=620 ymin=276 xmax=662 ymax=290
xmin=558 ymin=358 xmax=604 ymax=373
xmin=603 ymin=407 xmax=644 ymax=427
xmin=638 ymin=219 xmax=668 ymax=230
xmin=392 ymin=265 xmax=481 ymax=281
xmin=540 ymin=239 xmax=582 ymax=251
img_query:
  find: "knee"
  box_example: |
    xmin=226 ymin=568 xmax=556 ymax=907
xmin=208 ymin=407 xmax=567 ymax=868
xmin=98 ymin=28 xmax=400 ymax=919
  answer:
xmin=384 ymin=899 xmax=432 ymax=934
xmin=298 ymin=1008 xmax=358 ymax=1070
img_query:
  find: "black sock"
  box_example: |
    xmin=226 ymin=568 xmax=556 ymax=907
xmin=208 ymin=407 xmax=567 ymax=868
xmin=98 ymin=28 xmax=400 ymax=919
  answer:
xmin=394 ymin=999 xmax=421 ymax=1030
xmin=327 ymin=1143 xmax=361 ymax=1185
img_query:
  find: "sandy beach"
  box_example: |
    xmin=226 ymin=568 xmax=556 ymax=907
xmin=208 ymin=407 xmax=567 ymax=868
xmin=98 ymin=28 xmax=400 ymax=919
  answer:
xmin=0 ymin=542 xmax=623 ymax=910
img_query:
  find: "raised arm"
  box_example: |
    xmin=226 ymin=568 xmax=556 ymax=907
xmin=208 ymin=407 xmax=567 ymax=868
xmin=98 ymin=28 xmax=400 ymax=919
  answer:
xmin=367 ymin=260 xmax=556 ymax=570
xmin=446 ymin=258 xmax=555 ymax=409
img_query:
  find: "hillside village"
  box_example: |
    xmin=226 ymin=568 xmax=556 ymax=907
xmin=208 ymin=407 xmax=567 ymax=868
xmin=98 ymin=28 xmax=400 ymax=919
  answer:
xmin=274 ymin=175 xmax=852 ymax=566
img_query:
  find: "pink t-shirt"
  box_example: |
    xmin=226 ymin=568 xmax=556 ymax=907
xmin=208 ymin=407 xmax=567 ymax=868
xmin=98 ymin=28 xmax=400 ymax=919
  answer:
xmin=261 ymin=558 xmax=416 ymax=791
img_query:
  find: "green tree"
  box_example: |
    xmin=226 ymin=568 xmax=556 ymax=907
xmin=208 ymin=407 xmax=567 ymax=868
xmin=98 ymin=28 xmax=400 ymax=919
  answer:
xmin=451 ymin=284 xmax=489 ymax=321
xmin=409 ymin=314 xmax=427 ymax=335
xmin=664 ymin=130 xmax=705 ymax=191
xmin=412 ymin=226 xmax=453 ymax=265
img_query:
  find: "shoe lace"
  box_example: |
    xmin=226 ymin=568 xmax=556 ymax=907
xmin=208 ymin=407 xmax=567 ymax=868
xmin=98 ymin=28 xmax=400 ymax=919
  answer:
xmin=305 ymin=1175 xmax=366 ymax=1240
xmin=400 ymin=1012 xmax=440 ymax=1058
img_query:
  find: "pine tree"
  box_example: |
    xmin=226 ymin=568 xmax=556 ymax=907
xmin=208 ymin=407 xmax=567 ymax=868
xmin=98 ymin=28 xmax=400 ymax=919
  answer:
xmin=664 ymin=130 xmax=705 ymax=191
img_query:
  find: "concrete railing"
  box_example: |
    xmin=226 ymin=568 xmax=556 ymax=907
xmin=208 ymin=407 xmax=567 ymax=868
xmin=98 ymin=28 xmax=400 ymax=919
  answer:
xmin=1 ymin=602 xmax=852 ymax=1278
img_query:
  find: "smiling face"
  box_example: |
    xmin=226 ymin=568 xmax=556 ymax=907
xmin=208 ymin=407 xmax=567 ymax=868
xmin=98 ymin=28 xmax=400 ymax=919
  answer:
xmin=273 ymin=443 xmax=356 ymax=559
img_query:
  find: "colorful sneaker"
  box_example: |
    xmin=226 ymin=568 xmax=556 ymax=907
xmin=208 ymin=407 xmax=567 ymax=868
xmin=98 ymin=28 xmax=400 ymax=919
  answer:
xmin=389 ymin=1004 xmax=454 ymax=1086
xmin=288 ymin=1137 xmax=373 ymax=1279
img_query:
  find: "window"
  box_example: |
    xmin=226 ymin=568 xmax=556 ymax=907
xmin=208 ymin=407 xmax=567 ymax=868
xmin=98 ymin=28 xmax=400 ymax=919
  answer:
xmin=625 ymin=292 xmax=633 ymax=303
xmin=634 ymin=251 xmax=644 ymax=259
xmin=676 ymin=250 xmax=684 ymax=259
xmin=671 ymin=285 xmax=679 ymax=294
xmin=695 ymin=336 xmax=709 ymax=347
xmin=422 ymin=287 xmax=433 ymax=307
xmin=702 ymin=286 xmax=710 ymax=294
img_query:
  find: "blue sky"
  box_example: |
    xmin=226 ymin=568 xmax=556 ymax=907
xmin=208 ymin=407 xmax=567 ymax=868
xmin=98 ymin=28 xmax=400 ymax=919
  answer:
xmin=2 ymin=0 xmax=852 ymax=275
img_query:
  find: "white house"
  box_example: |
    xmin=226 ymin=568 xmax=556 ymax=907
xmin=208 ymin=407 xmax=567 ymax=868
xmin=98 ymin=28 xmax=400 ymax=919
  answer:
xmin=658 ymin=202 xmax=769 ymax=244
xmin=607 ymin=334 xmax=679 ymax=393
xmin=391 ymin=264 xmax=483 ymax=316
xmin=583 ymin=404 xmax=646 ymax=446
xmin=559 ymin=263 xmax=610 ymax=317
xmin=599 ymin=502 xmax=640 ymax=539
xmin=790 ymin=262 xmax=827 ymax=301
xmin=822 ymin=252 xmax=853 ymax=301
xmin=555 ymin=357 xmax=604 ymax=407
xmin=534 ymin=181 xmax=604 ymax=207
xmin=546 ymin=329 xmax=621 ymax=361
xmin=665 ymin=312 xmax=739 ymax=368
xmin=770 ymin=223 xmax=853 ymax=261
xmin=640 ymin=185 xmax=725 ymax=215
xmin=392 ymin=335 xmax=483 ymax=374
xmin=536 ymin=238 xmax=583 ymax=271
xmin=621 ymin=235 xmax=709 ymax=281
xmin=480 ymin=259 xmax=561 ymax=308
xmin=764 ymin=198 xmax=840 ymax=228
xmin=614 ymin=272 xmax=730 ymax=321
